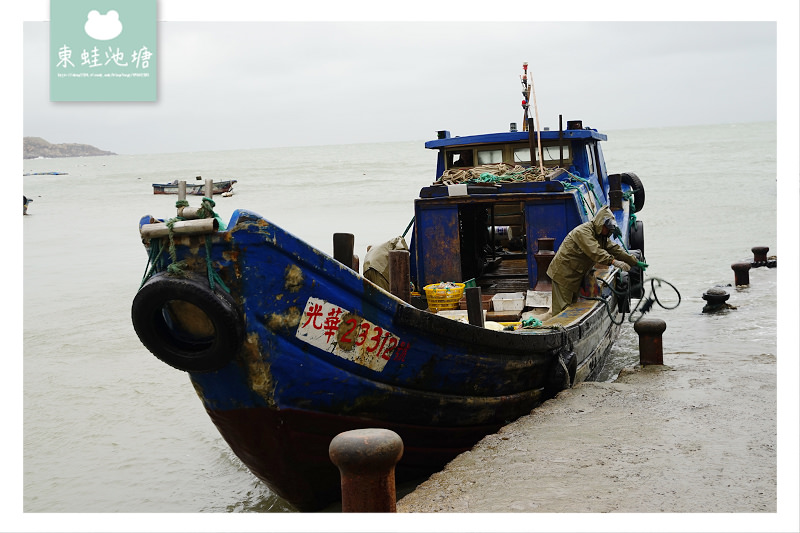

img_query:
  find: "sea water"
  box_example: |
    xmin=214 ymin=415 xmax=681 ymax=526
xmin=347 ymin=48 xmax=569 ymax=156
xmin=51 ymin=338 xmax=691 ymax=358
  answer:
xmin=21 ymin=122 xmax=778 ymax=513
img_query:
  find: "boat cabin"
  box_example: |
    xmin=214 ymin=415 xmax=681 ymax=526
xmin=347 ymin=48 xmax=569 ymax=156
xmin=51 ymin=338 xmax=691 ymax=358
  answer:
xmin=410 ymin=122 xmax=621 ymax=298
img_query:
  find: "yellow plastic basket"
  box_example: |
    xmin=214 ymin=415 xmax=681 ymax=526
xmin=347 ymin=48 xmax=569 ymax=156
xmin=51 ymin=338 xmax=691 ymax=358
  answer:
xmin=423 ymin=282 xmax=466 ymax=312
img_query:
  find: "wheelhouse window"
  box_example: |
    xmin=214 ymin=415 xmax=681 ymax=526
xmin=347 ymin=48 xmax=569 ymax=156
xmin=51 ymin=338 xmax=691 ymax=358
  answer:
xmin=447 ymin=149 xmax=474 ymax=168
xmin=477 ymin=149 xmax=503 ymax=165
xmin=514 ymin=147 xmax=532 ymax=164
xmin=514 ymin=143 xmax=570 ymax=166
xmin=446 ymin=142 xmax=572 ymax=170
xmin=541 ymin=144 xmax=570 ymax=163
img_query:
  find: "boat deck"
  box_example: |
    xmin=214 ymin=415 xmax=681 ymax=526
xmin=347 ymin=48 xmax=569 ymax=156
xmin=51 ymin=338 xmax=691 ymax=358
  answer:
xmin=474 ymin=257 xmax=530 ymax=294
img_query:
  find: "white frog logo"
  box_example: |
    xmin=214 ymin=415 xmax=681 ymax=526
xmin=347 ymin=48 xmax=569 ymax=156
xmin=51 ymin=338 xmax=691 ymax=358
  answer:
xmin=84 ymin=10 xmax=123 ymax=41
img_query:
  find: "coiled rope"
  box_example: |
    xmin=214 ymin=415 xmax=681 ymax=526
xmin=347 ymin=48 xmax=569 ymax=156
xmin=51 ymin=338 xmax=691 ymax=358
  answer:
xmin=437 ymin=163 xmax=549 ymax=185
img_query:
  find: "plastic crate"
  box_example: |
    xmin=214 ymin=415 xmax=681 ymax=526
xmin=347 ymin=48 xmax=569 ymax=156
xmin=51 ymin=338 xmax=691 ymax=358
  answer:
xmin=423 ymin=283 xmax=466 ymax=312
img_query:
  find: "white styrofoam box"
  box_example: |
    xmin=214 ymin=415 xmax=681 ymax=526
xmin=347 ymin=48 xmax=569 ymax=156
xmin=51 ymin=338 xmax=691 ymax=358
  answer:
xmin=526 ymin=290 xmax=552 ymax=308
xmin=437 ymin=309 xmax=487 ymax=321
xmin=491 ymin=292 xmax=525 ymax=311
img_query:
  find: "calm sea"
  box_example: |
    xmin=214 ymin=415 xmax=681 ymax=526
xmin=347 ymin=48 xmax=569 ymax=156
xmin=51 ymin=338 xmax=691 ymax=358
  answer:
xmin=22 ymin=122 xmax=778 ymax=515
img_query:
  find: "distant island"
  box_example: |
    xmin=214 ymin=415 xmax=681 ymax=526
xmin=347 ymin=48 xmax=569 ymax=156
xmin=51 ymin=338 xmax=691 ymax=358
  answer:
xmin=24 ymin=137 xmax=116 ymax=159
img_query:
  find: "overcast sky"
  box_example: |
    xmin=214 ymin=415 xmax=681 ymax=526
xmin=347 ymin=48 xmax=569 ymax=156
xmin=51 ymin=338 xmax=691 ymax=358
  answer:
xmin=20 ymin=16 xmax=783 ymax=155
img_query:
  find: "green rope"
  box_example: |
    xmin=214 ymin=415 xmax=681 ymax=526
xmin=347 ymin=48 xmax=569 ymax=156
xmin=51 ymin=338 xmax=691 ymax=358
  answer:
xmin=139 ymin=238 xmax=166 ymax=288
xmin=520 ymin=316 xmax=543 ymax=328
xmin=204 ymin=235 xmax=230 ymax=293
xmin=562 ymin=182 xmax=591 ymax=220
xmin=560 ymin=170 xmax=601 ymax=207
xmin=557 ymin=170 xmax=601 ymax=221
xmin=402 ymin=216 xmax=415 ymax=238
xmin=165 ymin=218 xmax=188 ymax=277
xmin=198 ymin=197 xmax=227 ymax=231
xmin=139 ymin=197 xmax=229 ymax=287
xmin=622 ymin=191 xmax=638 ymax=229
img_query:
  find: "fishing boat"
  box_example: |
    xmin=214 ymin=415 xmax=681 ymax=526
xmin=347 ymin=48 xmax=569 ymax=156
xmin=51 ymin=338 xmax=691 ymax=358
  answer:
xmin=131 ymin=67 xmax=647 ymax=511
xmin=152 ymin=178 xmax=236 ymax=195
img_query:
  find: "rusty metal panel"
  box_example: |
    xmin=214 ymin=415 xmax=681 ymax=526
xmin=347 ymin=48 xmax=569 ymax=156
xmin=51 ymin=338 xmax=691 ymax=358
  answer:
xmin=415 ymin=203 xmax=462 ymax=286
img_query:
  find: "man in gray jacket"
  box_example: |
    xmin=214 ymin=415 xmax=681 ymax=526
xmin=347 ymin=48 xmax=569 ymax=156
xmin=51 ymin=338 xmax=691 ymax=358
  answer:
xmin=547 ymin=205 xmax=645 ymax=315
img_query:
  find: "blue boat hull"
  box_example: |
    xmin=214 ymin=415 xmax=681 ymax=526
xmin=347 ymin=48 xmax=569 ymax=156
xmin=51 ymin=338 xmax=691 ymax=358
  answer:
xmin=133 ymin=208 xmax=622 ymax=510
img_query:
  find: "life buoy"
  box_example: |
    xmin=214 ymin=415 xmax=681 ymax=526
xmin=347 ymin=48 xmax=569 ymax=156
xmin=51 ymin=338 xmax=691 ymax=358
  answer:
xmin=131 ymin=272 xmax=244 ymax=372
xmin=620 ymin=172 xmax=645 ymax=212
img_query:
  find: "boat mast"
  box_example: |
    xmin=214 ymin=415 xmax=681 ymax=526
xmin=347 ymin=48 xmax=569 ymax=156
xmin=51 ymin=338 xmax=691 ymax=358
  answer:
xmin=521 ymin=63 xmax=531 ymax=133
xmin=521 ymin=63 xmax=546 ymax=177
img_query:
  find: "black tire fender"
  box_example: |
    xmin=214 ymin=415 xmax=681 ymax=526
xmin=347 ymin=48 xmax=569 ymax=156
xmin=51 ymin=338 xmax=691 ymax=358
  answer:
xmin=620 ymin=172 xmax=645 ymax=213
xmin=628 ymin=249 xmax=645 ymax=300
xmin=132 ymin=272 xmax=244 ymax=372
xmin=629 ymin=219 xmax=644 ymax=255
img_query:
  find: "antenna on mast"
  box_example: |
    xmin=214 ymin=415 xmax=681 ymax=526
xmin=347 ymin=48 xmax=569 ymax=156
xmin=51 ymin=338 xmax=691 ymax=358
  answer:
xmin=520 ymin=62 xmax=531 ymax=132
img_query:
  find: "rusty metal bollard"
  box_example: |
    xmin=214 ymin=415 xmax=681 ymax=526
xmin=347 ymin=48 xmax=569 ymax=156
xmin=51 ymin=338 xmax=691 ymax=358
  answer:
xmin=731 ymin=262 xmax=751 ymax=286
xmin=329 ymin=428 xmax=403 ymax=512
xmin=633 ymin=318 xmax=667 ymax=366
xmin=702 ymin=287 xmax=732 ymax=313
xmin=751 ymin=246 xmax=769 ymax=264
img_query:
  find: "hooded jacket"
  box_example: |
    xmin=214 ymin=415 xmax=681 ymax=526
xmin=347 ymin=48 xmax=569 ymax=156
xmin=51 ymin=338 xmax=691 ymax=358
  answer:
xmin=546 ymin=206 xmax=638 ymax=292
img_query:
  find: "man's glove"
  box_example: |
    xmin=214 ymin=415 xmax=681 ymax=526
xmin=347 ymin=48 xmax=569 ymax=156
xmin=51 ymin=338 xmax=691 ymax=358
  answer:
xmin=636 ymin=261 xmax=649 ymax=271
xmin=612 ymin=260 xmax=631 ymax=272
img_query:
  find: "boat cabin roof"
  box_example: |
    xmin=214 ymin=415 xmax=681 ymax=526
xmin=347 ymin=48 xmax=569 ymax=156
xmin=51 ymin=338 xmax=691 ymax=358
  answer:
xmin=424 ymin=128 xmax=606 ymax=150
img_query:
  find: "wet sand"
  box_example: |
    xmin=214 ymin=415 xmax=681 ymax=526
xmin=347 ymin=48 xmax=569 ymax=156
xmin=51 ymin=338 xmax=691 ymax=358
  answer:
xmin=396 ymin=348 xmax=776 ymax=514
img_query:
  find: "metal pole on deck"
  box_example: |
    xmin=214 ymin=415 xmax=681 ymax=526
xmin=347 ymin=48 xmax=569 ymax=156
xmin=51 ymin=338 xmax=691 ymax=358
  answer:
xmin=389 ymin=249 xmax=411 ymax=303
xmin=333 ymin=233 xmax=355 ymax=270
xmin=466 ymin=286 xmax=485 ymax=327
xmin=558 ymin=115 xmax=564 ymax=169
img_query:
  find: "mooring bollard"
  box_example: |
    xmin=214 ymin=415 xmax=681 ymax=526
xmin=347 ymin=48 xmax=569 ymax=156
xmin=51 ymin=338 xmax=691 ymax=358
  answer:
xmin=633 ymin=318 xmax=667 ymax=366
xmin=702 ymin=287 xmax=732 ymax=313
xmin=329 ymin=428 xmax=403 ymax=513
xmin=751 ymin=246 xmax=769 ymax=265
xmin=731 ymin=262 xmax=751 ymax=286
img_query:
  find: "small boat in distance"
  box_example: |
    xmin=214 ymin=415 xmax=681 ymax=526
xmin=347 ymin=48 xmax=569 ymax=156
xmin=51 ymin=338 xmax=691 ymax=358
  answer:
xmin=131 ymin=65 xmax=649 ymax=511
xmin=23 ymin=171 xmax=68 ymax=176
xmin=152 ymin=178 xmax=236 ymax=195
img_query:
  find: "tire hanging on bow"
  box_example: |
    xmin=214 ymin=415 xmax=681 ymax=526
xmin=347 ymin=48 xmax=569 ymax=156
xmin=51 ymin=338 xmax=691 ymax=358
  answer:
xmin=132 ymin=272 xmax=244 ymax=372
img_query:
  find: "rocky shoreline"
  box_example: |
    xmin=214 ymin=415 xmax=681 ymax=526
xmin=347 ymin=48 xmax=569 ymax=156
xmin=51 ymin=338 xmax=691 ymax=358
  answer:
xmin=23 ymin=137 xmax=116 ymax=159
